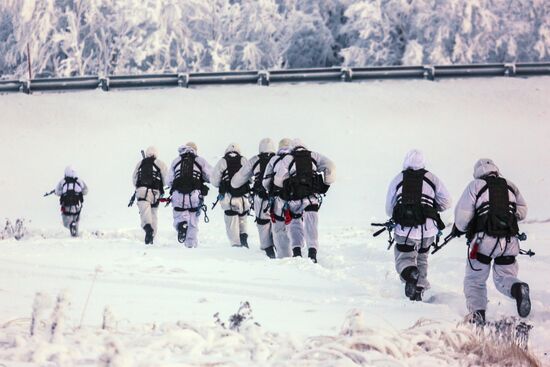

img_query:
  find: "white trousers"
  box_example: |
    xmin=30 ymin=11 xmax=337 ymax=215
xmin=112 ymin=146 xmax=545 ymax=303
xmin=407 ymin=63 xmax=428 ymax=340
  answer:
xmin=136 ymin=187 xmax=160 ymax=235
xmin=219 ymin=194 xmax=250 ymax=246
xmin=271 ymin=196 xmax=320 ymax=258
xmin=463 ymin=235 xmax=522 ymax=312
xmin=253 ymin=195 xmax=274 ymax=250
xmin=394 ymin=235 xmax=435 ymax=289
xmin=171 ymin=190 xmax=203 ymax=248
xmin=61 ymin=204 xmax=81 ymax=229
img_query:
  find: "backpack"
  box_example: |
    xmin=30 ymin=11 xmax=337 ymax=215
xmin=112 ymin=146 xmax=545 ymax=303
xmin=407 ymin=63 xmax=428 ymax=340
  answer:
xmin=219 ymin=152 xmax=250 ymax=197
xmin=392 ymin=169 xmax=445 ymax=230
xmin=60 ymin=177 xmax=83 ymax=207
xmin=171 ymin=152 xmax=207 ymax=195
xmin=136 ymin=157 xmax=163 ymax=194
xmin=252 ymin=152 xmax=275 ymax=199
xmin=281 ymin=148 xmax=323 ymax=201
xmin=467 ymin=176 xmax=519 ymax=239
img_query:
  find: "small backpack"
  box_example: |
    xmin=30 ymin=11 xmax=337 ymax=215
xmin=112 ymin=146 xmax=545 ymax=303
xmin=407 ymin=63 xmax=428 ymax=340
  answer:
xmin=60 ymin=177 xmax=83 ymax=206
xmin=392 ymin=169 xmax=445 ymax=230
xmin=136 ymin=157 xmax=163 ymax=193
xmin=468 ymin=176 xmax=519 ymax=239
xmin=252 ymin=152 xmax=275 ymax=199
xmin=219 ymin=152 xmax=250 ymax=197
xmin=171 ymin=152 xmax=206 ymax=195
xmin=281 ymin=149 xmax=322 ymax=200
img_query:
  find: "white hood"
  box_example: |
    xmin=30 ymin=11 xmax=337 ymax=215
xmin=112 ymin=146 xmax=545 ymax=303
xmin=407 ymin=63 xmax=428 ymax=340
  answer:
xmin=473 ymin=158 xmax=500 ymax=179
xmin=258 ymin=138 xmax=275 ymax=154
xmin=278 ymin=138 xmax=292 ymax=150
xmin=145 ymin=146 xmax=158 ymax=158
xmin=292 ymin=138 xmax=306 ymax=150
xmin=178 ymin=143 xmax=197 ymax=155
xmin=64 ymin=166 xmax=77 ymax=178
xmin=225 ymin=143 xmax=241 ymax=154
xmin=402 ymin=149 xmax=426 ymax=170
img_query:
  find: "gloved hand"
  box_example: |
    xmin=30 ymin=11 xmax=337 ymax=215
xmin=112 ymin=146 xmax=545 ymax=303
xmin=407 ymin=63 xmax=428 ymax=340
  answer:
xmin=451 ymin=224 xmax=466 ymax=238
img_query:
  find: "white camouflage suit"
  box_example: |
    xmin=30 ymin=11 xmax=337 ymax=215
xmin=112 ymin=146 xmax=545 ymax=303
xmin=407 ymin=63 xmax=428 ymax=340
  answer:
xmin=132 ymin=146 xmax=168 ymax=236
xmin=264 ymin=141 xmax=336 ymax=258
xmin=385 ymin=150 xmax=452 ymax=290
xmin=231 ymin=138 xmax=276 ymax=251
xmin=454 ymin=159 xmax=528 ymax=313
xmin=55 ymin=166 xmax=88 ymax=229
xmin=167 ymin=144 xmax=212 ymax=248
xmin=211 ymin=143 xmax=251 ymax=247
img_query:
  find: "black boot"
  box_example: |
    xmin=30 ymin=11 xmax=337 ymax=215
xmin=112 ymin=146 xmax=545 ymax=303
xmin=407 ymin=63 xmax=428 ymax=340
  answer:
xmin=264 ymin=246 xmax=276 ymax=259
xmin=292 ymin=247 xmax=302 ymax=257
xmin=240 ymin=233 xmax=249 ymax=248
xmin=471 ymin=309 xmax=486 ymax=326
xmin=70 ymin=221 xmax=78 ymax=237
xmin=401 ymin=266 xmax=419 ymax=300
xmin=144 ymin=224 xmax=154 ymax=245
xmin=412 ymin=286 xmax=424 ymax=302
xmin=308 ymin=248 xmax=317 ymax=263
xmin=511 ymin=282 xmax=531 ymax=318
xmin=177 ymin=222 xmax=188 ymax=244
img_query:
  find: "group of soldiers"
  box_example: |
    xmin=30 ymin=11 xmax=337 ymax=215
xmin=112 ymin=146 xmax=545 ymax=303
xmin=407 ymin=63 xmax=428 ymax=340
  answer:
xmin=384 ymin=149 xmax=531 ymax=324
xmin=129 ymin=138 xmax=335 ymax=263
xmin=49 ymin=146 xmax=531 ymax=324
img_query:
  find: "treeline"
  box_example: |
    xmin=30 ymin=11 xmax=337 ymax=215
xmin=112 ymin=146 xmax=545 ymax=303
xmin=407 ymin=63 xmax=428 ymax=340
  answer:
xmin=0 ymin=0 xmax=548 ymax=78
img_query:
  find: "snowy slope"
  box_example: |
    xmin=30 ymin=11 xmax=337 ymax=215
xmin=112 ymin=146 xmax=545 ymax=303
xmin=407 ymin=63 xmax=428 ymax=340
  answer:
xmin=0 ymin=78 xmax=549 ymax=366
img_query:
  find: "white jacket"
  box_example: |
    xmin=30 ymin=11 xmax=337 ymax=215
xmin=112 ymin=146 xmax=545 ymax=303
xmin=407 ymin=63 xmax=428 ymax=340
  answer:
xmin=454 ymin=159 xmax=527 ymax=233
xmin=385 ymin=150 xmax=451 ymax=240
xmin=262 ymin=146 xmax=295 ymax=193
xmin=272 ymin=146 xmax=336 ymax=189
xmin=231 ymin=139 xmax=276 ymax=189
xmin=132 ymin=148 xmax=168 ymax=188
xmin=211 ymin=143 xmax=248 ymax=189
xmin=55 ymin=167 xmax=88 ymax=197
xmin=167 ymin=145 xmax=212 ymax=189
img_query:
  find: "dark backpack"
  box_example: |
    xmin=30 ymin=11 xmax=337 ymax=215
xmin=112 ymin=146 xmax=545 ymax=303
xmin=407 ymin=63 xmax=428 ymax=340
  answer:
xmin=252 ymin=152 xmax=275 ymax=199
xmin=392 ymin=169 xmax=445 ymax=230
xmin=171 ymin=152 xmax=207 ymax=195
xmin=468 ymin=176 xmax=519 ymax=239
xmin=281 ymin=149 xmax=323 ymax=201
xmin=219 ymin=152 xmax=250 ymax=197
xmin=60 ymin=177 xmax=83 ymax=207
xmin=136 ymin=157 xmax=163 ymax=194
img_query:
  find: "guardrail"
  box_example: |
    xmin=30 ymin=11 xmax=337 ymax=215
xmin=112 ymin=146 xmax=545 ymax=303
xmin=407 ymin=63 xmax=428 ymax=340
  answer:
xmin=1 ymin=62 xmax=549 ymax=94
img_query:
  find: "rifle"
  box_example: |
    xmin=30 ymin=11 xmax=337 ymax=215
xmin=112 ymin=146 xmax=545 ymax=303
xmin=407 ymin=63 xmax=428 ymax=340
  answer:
xmin=128 ymin=192 xmax=136 ymax=207
xmin=431 ymin=232 xmax=456 ymax=254
xmin=43 ymin=189 xmax=55 ymax=197
xmin=371 ymin=219 xmax=396 ymax=249
xmin=159 ymin=197 xmax=171 ymax=207
xmin=516 ymin=232 xmax=535 ymax=257
xmin=128 ymin=150 xmax=146 ymax=208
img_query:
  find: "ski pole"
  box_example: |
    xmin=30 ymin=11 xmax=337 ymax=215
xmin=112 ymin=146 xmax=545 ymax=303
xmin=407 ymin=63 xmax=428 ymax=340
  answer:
xmin=43 ymin=190 xmax=55 ymax=197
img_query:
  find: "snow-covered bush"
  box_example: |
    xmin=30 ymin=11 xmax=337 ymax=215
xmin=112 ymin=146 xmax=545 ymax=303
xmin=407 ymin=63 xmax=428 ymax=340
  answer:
xmin=0 ymin=0 xmax=548 ymax=78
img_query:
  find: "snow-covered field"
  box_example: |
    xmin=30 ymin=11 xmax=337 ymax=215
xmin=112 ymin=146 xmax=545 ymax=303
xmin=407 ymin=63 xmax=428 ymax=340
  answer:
xmin=0 ymin=78 xmax=549 ymax=366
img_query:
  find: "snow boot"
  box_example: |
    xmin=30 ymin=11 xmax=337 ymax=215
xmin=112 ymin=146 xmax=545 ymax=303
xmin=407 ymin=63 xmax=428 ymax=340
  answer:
xmin=177 ymin=221 xmax=188 ymax=244
xmin=308 ymin=248 xmax=317 ymax=263
xmin=240 ymin=233 xmax=249 ymax=248
xmin=401 ymin=266 xmax=419 ymax=300
xmin=70 ymin=221 xmax=78 ymax=237
xmin=470 ymin=310 xmax=486 ymax=326
xmin=412 ymin=286 xmax=424 ymax=302
xmin=265 ymin=245 xmax=276 ymax=259
xmin=144 ymin=224 xmax=154 ymax=245
xmin=511 ymin=282 xmax=531 ymax=318
xmin=292 ymin=247 xmax=302 ymax=257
